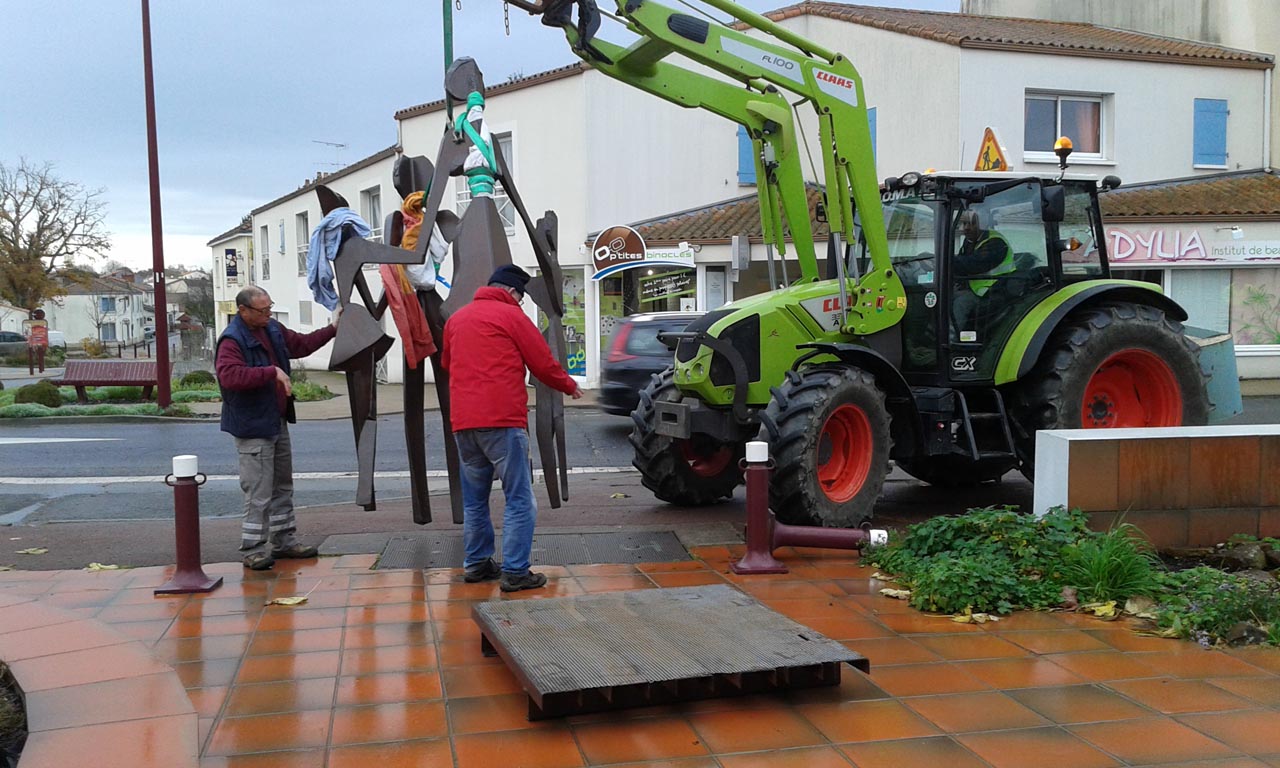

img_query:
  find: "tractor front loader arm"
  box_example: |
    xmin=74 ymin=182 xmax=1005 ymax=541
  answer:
xmin=516 ymin=0 xmax=902 ymax=334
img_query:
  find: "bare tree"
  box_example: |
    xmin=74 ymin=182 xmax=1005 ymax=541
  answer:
xmin=85 ymin=292 xmax=112 ymax=342
xmin=0 ymin=159 xmax=110 ymax=313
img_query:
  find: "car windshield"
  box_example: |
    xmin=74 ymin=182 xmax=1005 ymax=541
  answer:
xmin=625 ymin=321 xmax=691 ymax=356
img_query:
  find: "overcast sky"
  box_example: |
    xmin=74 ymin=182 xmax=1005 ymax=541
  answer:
xmin=0 ymin=0 xmax=959 ymax=273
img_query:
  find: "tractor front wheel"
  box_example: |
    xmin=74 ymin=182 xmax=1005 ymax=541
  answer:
xmin=630 ymin=368 xmax=744 ymax=505
xmin=1012 ymin=303 xmax=1209 ymax=477
xmin=758 ymin=366 xmax=892 ymax=527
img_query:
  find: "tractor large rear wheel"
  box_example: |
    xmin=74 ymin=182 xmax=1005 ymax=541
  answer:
xmin=1011 ymin=303 xmax=1209 ymax=478
xmin=630 ymin=368 xmax=744 ymax=505
xmin=758 ymin=366 xmax=892 ymax=527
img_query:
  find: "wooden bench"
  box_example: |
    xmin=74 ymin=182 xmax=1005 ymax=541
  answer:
xmin=50 ymin=360 xmax=167 ymax=404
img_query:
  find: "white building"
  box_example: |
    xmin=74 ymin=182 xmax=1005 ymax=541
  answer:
xmin=212 ymin=2 xmax=1275 ymax=383
xmin=41 ymin=276 xmax=148 ymax=345
xmin=0 ymin=302 xmax=25 ymax=334
xmin=208 ymin=216 xmax=252 ymax=328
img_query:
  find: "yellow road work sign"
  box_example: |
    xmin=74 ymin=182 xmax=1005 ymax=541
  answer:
xmin=975 ymin=127 xmax=1009 ymax=171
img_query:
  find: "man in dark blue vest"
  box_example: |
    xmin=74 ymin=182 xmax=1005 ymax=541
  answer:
xmin=216 ymin=286 xmax=339 ymax=570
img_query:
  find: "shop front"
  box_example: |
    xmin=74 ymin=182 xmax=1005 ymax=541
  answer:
xmin=1104 ymin=221 xmax=1280 ymax=378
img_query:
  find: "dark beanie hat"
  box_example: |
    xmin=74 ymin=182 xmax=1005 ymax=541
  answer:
xmin=488 ymin=264 xmax=531 ymax=293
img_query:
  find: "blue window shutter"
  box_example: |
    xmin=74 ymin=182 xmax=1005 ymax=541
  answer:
xmin=1193 ymin=98 xmax=1228 ymax=166
xmin=867 ymin=107 xmax=877 ymax=163
xmin=737 ymin=124 xmax=756 ymax=185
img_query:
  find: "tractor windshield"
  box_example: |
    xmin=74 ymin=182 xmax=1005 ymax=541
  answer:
xmin=1059 ymin=182 xmax=1106 ymax=280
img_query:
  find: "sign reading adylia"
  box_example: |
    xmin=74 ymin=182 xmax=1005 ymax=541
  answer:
xmin=590 ymin=225 xmax=695 ymax=280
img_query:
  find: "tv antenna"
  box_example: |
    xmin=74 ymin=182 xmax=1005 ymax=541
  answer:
xmin=312 ymin=139 xmax=348 ymax=170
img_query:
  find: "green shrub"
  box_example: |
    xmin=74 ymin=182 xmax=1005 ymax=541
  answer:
xmin=180 ymin=370 xmax=216 ymax=387
xmin=868 ymin=505 xmax=1091 ymax=614
xmin=1060 ymin=523 xmax=1164 ymax=604
xmin=0 ymin=391 xmax=15 ymax=407
xmin=290 ymin=368 xmax=309 ymax=383
xmin=45 ymin=346 xmax=66 ymax=366
xmin=171 ymin=390 xmax=220 ymax=403
xmin=80 ymin=337 xmax=106 ymax=358
xmin=89 ymin=386 xmax=144 ymax=402
xmin=14 ymin=381 xmax=61 ymax=408
xmin=292 ymin=380 xmax=333 ymax=402
xmin=0 ymin=403 xmax=55 ymax=418
xmin=1155 ymin=566 xmax=1280 ymax=648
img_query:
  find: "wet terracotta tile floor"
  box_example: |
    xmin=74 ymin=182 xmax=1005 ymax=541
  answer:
xmin=2 ymin=548 xmax=1280 ymax=767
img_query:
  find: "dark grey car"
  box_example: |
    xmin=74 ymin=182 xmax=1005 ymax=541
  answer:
xmin=598 ymin=312 xmax=702 ymax=416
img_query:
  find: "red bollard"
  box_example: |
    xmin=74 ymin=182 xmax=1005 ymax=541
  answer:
xmin=731 ymin=441 xmax=888 ymax=575
xmin=155 ymin=454 xmax=223 ymax=595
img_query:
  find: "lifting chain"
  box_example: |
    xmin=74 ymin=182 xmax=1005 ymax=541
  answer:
xmin=455 ymin=0 xmax=462 ymax=10
xmin=504 ymin=1 xmax=511 ymax=35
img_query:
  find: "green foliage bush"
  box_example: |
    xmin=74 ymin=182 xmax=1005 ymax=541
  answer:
xmin=170 ymin=390 xmax=220 ymax=403
xmin=14 ymin=381 xmax=61 ymax=408
xmin=1155 ymin=567 xmax=1280 ymax=648
xmin=80 ymin=337 xmax=106 ymax=358
xmin=292 ymin=380 xmax=333 ymax=402
xmin=289 ymin=368 xmax=309 ymax=383
xmin=179 ymin=370 xmax=216 ymax=387
xmin=1060 ymin=523 xmax=1163 ymax=604
xmin=0 ymin=402 xmax=194 ymax=418
xmin=869 ymin=506 xmax=1091 ymax=614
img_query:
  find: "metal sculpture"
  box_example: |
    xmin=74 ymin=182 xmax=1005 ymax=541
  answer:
xmin=312 ymin=56 xmax=571 ymax=523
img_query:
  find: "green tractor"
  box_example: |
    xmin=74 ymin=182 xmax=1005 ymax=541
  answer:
xmin=635 ymin=165 xmax=1210 ymax=525
xmin=512 ymin=0 xmax=1214 ymax=526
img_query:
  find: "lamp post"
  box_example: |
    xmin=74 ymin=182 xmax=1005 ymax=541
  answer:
xmin=140 ymin=0 xmax=171 ymax=408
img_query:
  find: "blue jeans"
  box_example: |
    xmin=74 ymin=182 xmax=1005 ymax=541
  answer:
xmin=455 ymin=427 xmax=538 ymax=574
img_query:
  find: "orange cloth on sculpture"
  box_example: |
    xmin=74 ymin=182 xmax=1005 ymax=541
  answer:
xmin=379 ymin=192 xmax=435 ymax=368
xmin=400 ymin=191 xmax=424 ymax=252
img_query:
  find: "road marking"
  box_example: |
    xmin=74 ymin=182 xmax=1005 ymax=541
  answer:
xmin=0 ymin=438 xmax=125 ymax=446
xmin=0 ymin=466 xmax=637 ymax=486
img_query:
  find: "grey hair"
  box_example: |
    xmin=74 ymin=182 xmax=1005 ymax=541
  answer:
xmin=235 ymin=286 xmax=268 ymax=308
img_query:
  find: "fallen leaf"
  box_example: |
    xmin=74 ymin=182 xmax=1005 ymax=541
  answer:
xmin=85 ymin=563 xmax=122 ymax=571
xmin=1134 ymin=626 xmax=1181 ymax=639
xmin=265 ymin=595 xmax=309 ymax=607
xmin=952 ymin=607 xmax=1000 ymax=624
xmin=16 ymin=547 xmax=47 ymax=555
xmin=870 ymin=572 xmax=889 ymax=580
xmin=8 ymin=537 xmax=20 ymax=541
xmin=610 ymin=493 xmax=629 ymax=499
xmin=0 ymin=565 xmax=14 ymax=572
xmin=879 ymin=588 xmax=911 ymax=600
xmin=1081 ymin=601 xmax=1119 ymax=619
xmin=1124 ymin=596 xmax=1158 ymax=619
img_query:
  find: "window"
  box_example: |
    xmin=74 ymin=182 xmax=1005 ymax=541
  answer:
xmin=259 ymin=225 xmax=270 ymax=280
xmin=737 ymin=125 xmax=756 ymax=185
xmin=456 ymin=133 xmax=516 ymax=235
xmin=361 ymin=187 xmax=383 ymax=243
xmin=1194 ymin=98 xmax=1229 ymax=168
xmin=100 ymin=297 xmax=116 ymax=313
xmin=296 ymin=212 xmax=309 ymax=276
xmin=1025 ymin=92 xmax=1104 ymax=159
xmin=100 ymin=323 xmax=117 ymax=342
xmin=299 ymin=300 xmax=313 ymax=326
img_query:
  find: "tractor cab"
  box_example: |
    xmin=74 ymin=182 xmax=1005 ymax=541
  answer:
xmin=879 ymin=172 xmax=1110 ymax=385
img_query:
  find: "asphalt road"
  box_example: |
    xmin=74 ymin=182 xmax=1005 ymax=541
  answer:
xmin=0 ymin=397 xmax=1276 ymax=528
xmin=0 ymin=411 xmax=638 ymax=524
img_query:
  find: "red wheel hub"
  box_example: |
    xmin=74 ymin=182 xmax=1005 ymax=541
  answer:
xmin=816 ymin=404 xmax=873 ymax=503
xmin=1082 ymin=349 xmax=1183 ymax=428
xmin=679 ymin=439 xmax=733 ymax=478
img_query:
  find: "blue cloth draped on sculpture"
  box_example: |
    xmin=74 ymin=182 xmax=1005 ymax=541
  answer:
xmin=306 ymin=208 xmax=371 ymax=311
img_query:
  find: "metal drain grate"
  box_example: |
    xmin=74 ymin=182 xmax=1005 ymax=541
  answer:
xmin=474 ymin=584 xmax=870 ymax=719
xmin=375 ymin=530 xmax=691 ymax=570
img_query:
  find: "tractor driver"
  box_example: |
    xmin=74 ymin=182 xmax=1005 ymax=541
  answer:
xmin=951 ymin=208 xmax=1015 ymax=341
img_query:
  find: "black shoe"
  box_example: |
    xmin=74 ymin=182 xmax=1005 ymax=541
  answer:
xmin=273 ymin=543 xmax=318 ymax=559
xmin=243 ymin=551 xmax=275 ymax=571
xmin=500 ymin=571 xmax=547 ymax=592
xmin=464 ymin=558 xmax=501 ymax=583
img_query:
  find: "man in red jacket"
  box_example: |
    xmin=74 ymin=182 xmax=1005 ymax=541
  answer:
xmin=215 ymin=287 xmax=338 ymax=570
xmin=442 ymin=265 xmax=582 ymax=591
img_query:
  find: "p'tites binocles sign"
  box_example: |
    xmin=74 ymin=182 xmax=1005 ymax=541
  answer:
xmin=590 ymin=225 xmax=695 ymax=280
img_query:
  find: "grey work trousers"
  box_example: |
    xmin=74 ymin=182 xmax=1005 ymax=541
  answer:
xmin=235 ymin=419 xmax=301 ymax=556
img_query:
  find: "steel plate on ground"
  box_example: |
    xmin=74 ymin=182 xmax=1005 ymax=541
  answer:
xmin=472 ymin=584 xmax=870 ymax=719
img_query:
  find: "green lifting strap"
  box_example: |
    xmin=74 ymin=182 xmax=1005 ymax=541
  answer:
xmin=454 ymin=91 xmax=498 ymax=197
xmin=443 ymin=0 xmax=455 ymax=123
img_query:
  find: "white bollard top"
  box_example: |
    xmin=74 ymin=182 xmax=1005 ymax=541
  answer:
xmin=868 ymin=529 xmax=889 ymax=546
xmin=745 ymin=440 xmax=770 ymax=464
xmin=172 ymin=454 xmax=199 ymax=478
